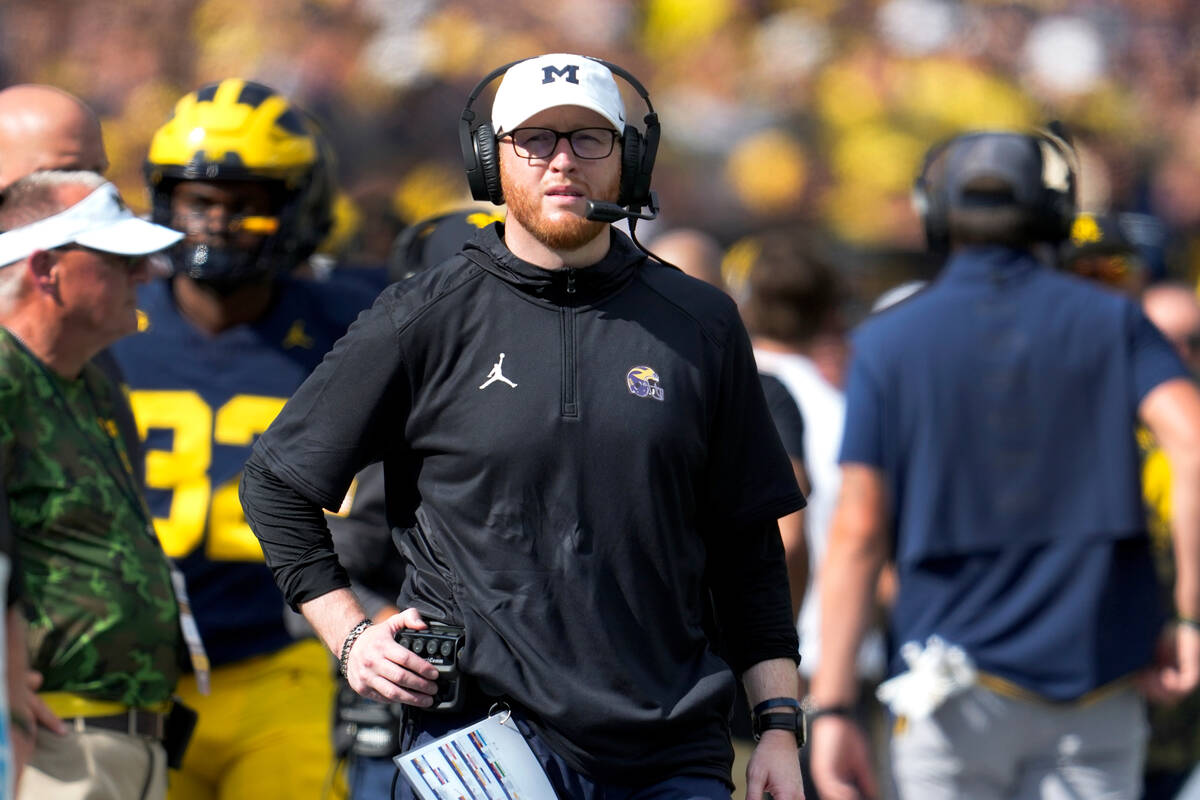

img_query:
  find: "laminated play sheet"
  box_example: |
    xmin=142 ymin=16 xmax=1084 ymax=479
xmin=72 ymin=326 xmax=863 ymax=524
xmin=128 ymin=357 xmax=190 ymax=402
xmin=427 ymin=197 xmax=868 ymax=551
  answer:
xmin=395 ymin=711 xmax=556 ymax=800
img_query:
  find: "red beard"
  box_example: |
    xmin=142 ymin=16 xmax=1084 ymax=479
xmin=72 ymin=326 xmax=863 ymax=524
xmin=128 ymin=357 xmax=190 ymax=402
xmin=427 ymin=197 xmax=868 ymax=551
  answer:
xmin=500 ymin=160 xmax=621 ymax=251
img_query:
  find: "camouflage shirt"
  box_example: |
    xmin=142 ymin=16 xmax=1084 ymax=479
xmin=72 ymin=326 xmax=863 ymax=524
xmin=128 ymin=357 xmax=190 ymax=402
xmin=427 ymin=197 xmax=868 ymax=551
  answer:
xmin=0 ymin=331 xmax=181 ymax=707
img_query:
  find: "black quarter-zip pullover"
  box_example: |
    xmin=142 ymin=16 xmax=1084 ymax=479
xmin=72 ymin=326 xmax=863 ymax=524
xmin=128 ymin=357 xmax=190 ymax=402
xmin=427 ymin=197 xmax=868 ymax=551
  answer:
xmin=244 ymin=224 xmax=804 ymax=783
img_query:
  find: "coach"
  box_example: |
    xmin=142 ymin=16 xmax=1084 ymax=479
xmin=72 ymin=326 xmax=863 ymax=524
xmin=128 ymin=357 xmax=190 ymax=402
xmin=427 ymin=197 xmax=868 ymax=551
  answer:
xmin=810 ymin=130 xmax=1200 ymax=800
xmin=241 ymin=53 xmax=806 ymax=800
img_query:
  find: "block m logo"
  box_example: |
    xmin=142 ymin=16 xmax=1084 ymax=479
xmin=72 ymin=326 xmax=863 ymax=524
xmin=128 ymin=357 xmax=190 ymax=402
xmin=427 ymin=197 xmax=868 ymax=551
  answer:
xmin=541 ymin=64 xmax=580 ymax=85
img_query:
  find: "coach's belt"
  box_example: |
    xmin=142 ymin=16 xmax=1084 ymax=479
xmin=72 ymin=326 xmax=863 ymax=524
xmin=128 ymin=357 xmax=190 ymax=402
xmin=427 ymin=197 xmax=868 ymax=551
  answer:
xmin=975 ymin=673 xmax=1133 ymax=707
xmin=40 ymin=692 xmax=171 ymax=738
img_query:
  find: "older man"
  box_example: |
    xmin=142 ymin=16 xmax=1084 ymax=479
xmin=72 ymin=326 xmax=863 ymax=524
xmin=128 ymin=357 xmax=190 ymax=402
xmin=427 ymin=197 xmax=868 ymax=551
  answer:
xmin=0 ymin=81 xmax=114 ymax=797
xmin=0 ymin=87 xmax=151 ymax=792
xmin=0 ymin=170 xmax=190 ymax=800
xmin=0 ymin=83 xmax=140 ymax=474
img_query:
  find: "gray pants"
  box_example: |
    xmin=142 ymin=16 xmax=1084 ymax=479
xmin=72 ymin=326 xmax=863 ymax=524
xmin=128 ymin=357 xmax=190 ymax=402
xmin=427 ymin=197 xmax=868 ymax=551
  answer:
xmin=18 ymin=728 xmax=166 ymax=800
xmin=891 ymin=684 xmax=1147 ymax=800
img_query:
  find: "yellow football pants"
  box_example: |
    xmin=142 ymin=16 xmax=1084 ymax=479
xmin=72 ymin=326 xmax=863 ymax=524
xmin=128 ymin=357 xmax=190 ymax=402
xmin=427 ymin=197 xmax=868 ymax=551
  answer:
xmin=167 ymin=638 xmax=345 ymax=800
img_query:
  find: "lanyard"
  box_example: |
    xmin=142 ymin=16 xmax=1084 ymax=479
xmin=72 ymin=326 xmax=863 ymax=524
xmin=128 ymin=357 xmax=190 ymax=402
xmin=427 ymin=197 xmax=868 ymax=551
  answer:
xmin=8 ymin=335 xmax=211 ymax=694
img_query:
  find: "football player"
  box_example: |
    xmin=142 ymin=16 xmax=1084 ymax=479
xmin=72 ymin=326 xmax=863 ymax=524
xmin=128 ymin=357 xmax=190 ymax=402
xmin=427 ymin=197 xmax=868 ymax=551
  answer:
xmin=111 ymin=79 xmax=379 ymax=800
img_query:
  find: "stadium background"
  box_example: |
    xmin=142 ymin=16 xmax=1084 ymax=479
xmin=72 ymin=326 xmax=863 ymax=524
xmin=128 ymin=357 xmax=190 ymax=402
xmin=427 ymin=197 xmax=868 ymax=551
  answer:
xmin=2 ymin=0 xmax=1199 ymax=305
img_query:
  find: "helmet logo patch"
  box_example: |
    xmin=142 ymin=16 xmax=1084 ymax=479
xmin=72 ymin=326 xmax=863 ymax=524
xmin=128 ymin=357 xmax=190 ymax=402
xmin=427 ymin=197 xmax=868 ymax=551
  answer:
xmin=626 ymin=366 xmax=664 ymax=401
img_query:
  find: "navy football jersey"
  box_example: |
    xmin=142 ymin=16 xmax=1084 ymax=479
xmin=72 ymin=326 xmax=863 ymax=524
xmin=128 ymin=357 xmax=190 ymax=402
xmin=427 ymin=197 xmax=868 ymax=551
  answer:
xmin=111 ymin=276 xmax=377 ymax=665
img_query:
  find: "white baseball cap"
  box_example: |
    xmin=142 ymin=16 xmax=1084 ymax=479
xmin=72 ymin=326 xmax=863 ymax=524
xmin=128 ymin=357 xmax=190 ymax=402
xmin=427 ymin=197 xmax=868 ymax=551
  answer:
xmin=0 ymin=181 xmax=183 ymax=267
xmin=492 ymin=54 xmax=627 ymax=136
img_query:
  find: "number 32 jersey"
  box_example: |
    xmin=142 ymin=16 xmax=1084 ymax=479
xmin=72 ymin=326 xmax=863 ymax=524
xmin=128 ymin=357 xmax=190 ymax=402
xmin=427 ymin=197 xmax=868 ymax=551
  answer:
xmin=111 ymin=275 xmax=377 ymax=665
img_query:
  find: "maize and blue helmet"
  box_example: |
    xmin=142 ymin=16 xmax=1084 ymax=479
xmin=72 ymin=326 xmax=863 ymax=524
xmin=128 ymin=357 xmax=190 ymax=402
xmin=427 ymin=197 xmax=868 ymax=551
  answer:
xmin=144 ymin=79 xmax=333 ymax=287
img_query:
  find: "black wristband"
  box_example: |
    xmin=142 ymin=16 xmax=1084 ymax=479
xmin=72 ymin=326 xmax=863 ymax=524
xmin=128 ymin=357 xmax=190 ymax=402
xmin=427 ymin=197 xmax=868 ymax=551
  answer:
xmin=752 ymin=697 xmax=801 ymax=717
xmin=757 ymin=711 xmax=802 ymax=734
xmin=751 ymin=697 xmax=804 ymax=746
xmin=1178 ymin=616 xmax=1200 ymax=632
xmin=753 ymin=708 xmax=805 ymax=747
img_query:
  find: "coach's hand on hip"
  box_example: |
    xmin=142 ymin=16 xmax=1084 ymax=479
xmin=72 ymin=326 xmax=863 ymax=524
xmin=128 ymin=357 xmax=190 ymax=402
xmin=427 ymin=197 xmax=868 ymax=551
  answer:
xmin=345 ymin=607 xmax=441 ymax=705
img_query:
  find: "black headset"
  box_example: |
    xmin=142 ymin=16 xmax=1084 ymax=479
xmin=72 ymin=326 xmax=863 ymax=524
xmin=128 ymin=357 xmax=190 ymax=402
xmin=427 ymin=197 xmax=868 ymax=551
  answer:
xmin=458 ymin=56 xmax=660 ymax=212
xmin=912 ymin=128 xmax=1077 ymax=251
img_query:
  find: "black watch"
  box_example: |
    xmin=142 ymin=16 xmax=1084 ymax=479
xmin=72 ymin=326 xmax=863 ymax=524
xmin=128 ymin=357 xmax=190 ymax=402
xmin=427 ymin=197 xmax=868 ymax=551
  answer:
xmin=752 ymin=708 xmax=806 ymax=747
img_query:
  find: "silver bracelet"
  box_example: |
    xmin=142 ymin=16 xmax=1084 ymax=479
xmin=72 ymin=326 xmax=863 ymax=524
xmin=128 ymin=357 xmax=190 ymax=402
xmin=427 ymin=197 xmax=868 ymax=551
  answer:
xmin=338 ymin=618 xmax=373 ymax=678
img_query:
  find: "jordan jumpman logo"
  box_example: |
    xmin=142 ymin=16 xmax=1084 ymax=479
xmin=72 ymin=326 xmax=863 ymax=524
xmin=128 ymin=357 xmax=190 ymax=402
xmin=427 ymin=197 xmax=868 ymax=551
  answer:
xmin=479 ymin=353 xmax=518 ymax=389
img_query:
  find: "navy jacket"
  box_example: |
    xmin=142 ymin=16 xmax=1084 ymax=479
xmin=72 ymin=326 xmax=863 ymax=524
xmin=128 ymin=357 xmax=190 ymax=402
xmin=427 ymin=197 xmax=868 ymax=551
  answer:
xmin=842 ymin=245 xmax=1186 ymax=699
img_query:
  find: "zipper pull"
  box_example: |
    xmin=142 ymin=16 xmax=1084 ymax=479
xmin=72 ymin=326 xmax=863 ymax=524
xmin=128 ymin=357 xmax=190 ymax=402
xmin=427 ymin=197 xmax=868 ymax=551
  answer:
xmin=566 ymin=268 xmax=576 ymax=295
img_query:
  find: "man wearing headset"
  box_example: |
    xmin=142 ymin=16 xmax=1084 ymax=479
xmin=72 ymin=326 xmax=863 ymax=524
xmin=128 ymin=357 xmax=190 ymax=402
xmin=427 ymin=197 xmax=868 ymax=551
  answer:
xmin=809 ymin=131 xmax=1200 ymax=800
xmin=241 ymin=54 xmax=807 ymax=799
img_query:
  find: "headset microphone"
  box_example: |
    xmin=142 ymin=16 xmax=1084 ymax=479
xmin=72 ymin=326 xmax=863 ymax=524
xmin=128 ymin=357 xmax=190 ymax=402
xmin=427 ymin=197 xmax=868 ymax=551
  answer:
xmin=585 ymin=191 xmax=660 ymax=223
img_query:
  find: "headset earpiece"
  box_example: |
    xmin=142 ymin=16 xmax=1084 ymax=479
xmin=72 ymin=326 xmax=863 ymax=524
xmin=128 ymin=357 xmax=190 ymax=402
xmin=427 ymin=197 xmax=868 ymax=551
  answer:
xmin=635 ymin=112 xmax=661 ymax=209
xmin=473 ymin=123 xmax=504 ymax=205
xmin=603 ymin=60 xmax=659 ymax=211
xmin=459 ymin=62 xmax=517 ymax=205
xmin=915 ymin=180 xmax=948 ymax=253
xmin=912 ymin=140 xmax=951 ymax=252
xmin=460 ymin=111 xmax=490 ymax=203
xmin=1033 ymin=131 xmax=1077 ymax=243
xmin=618 ymin=126 xmax=643 ymax=208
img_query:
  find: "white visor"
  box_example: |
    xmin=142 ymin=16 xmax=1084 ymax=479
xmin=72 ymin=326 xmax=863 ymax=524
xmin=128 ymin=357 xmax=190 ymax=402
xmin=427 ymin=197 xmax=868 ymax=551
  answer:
xmin=0 ymin=182 xmax=183 ymax=267
xmin=492 ymin=54 xmax=626 ymax=136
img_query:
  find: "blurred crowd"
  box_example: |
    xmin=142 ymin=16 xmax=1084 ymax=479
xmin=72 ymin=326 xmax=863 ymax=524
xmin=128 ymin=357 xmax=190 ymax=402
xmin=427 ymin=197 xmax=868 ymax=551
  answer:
xmin=5 ymin=0 xmax=1200 ymax=304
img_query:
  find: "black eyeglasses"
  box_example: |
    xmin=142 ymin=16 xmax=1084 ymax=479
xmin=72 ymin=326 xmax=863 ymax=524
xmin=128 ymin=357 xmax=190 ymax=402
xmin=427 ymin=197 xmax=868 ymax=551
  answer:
xmin=501 ymin=127 xmax=619 ymax=160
